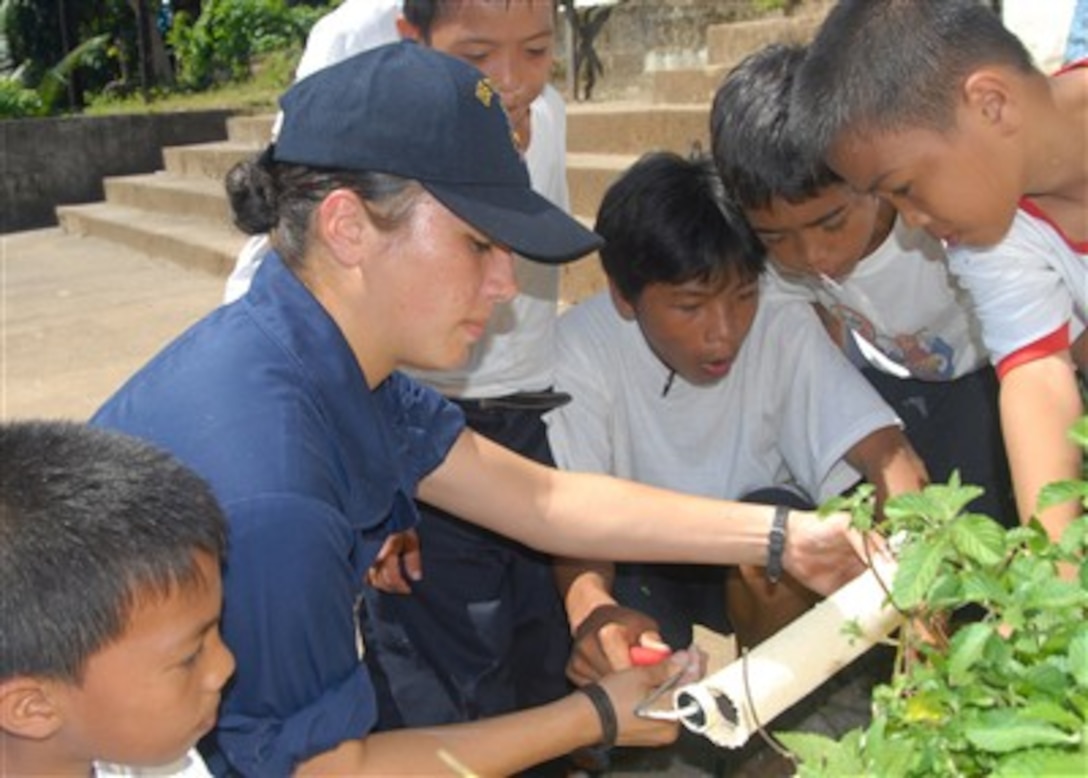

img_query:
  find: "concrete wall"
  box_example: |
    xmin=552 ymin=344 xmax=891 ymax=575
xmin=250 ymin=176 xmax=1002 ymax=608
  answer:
xmin=560 ymin=0 xmax=832 ymax=100
xmin=1 ymin=110 xmax=233 ymax=233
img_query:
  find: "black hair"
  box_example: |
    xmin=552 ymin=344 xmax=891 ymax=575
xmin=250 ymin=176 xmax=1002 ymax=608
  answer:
xmin=791 ymin=0 xmax=1037 ymax=159
xmin=402 ymin=0 xmax=557 ymax=43
xmin=595 ymin=151 xmax=765 ymax=304
xmin=711 ymin=43 xmax=840 ymax=211
xmin=225 ymin=152 xmax=422 ymax=266
xmin=0 ymin=420 xmax=228 ymax=683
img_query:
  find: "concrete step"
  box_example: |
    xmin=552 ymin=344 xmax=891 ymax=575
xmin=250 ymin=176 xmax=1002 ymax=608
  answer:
xmin=566 ymin=102 xmax=709 ymax=154
xmin=57 ymin=202 xmax=246 ymax=278
xmin=103 ymin=172 xmax=232 ymax=225
xmin=227 ymin=113 xmax=276 ymax=145
xmin=567 ymin=151 xmax=637 ymax=221
xmin=706 ymin=14 xmax=825 ymax=66
xmin=647 ymin=64 xmax=731 ymax=106
xmin=163 ymin=140 xmax=259 ymax=181
xmin=644 ymin=12 xmax=828 ymax=104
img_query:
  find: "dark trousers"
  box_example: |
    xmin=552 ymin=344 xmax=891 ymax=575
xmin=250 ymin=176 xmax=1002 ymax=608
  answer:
xmin=612 ymin=487 xmax=814 ymax=649
xmin=359 ymin=399 xmax=571 ymax=732
xmin=863 ymin=365 xmax=1017 ymax=528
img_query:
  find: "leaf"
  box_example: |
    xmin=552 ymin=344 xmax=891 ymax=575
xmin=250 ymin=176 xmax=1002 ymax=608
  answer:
xmin=884 ymin=490 xmax=940 ymax=522
xmin=777 ymin=731 xmax=852 ymax=772
xmin=948 ymin=622 xmax=994 ymax=686
xmin=1038 ymin=480 xmax=1088 ymax=511
xmin=960 ymin=569 xmax=1008 ymax=607
xmin=1017 ymin=701 xmax=1083 ymax=731
xmin=903 ymin=691 xmax=945 ymax=723
xmin=993 ymin=748 xmax=1088 ymax=776
xmin=1071 ymin=628 xmax=1088 ymax=688
xmin=965 ymin=710 xmax=1079 ymax=753
xmin=950 ymin=513 xmax=1007 ymax=567
xmin=893 ymin=536 xmax=948 ymax=610
xmin=1021 ymin=578 xmax=1086 ymax=612
xmin=1067 ymin=416 xmax=1088 ymax=449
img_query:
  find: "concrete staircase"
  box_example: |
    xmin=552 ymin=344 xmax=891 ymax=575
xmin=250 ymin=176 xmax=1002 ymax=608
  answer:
xmin=57 ymin=11 xmax=825 ymax=305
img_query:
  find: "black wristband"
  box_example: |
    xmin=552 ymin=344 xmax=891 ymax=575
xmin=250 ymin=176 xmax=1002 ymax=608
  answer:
xmin=577 ymin=682 xmax=618 ymax=749
xmin=766 ymin=505 xmax=790 ymax=584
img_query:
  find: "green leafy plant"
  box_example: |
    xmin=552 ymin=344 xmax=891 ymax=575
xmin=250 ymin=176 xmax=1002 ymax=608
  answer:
xmin=167 ymin=0 xmax=328 ymax=90
xmin=780 ymin=418 xmax=1088 ymax=777
xmin=0 ymin=32 xmax=108 ymax=118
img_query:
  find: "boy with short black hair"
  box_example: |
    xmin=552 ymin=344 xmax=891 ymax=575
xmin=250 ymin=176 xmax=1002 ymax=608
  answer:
xmin=711 ymin=42 xmax=1016 ymax=527
xmin=0 ymin=420 xmax=234 ymax=778
xmin=548 ymin=151 xmax=925 ymax=666
xmin=791 ymin=0 xmax=1088 ymax=542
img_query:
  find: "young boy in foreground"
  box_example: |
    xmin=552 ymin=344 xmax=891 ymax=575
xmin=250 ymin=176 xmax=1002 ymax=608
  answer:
xmin=0 ymin=420 xmax=234 ymax=777
xmin=792 ymin=0 xmax=1087 ymax=542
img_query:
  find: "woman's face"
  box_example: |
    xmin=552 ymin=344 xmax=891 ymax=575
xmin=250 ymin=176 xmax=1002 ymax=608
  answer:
xmin=375 ymin=192 xmax=518 ymax=372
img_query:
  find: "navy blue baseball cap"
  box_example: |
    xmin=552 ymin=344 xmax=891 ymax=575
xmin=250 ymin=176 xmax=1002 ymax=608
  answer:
xmin=272 ymin=41 xmax=601 ymax=265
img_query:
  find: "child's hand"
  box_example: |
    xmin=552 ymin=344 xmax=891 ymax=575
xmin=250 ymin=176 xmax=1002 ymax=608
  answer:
xmin=629 ymin=634 xmax=672 ymax=666
xmin=365 ymin=530 xmax=422 ymax=593
xmin=568 ymin=603 xmax=663 ymax=684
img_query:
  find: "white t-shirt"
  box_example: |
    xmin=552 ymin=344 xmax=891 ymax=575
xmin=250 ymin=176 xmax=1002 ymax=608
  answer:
xmin=948 ymin=205 xmax=1087 ymax=374
xmin=294 ymin=0 xmax=402 ymax=81
xmin=95 ymin=750 xmax=210 ymax=778
xmin=766 ymin=216 xmax=988 ymax=381
xmin=546 ymin=288 xmax=901 ymax=503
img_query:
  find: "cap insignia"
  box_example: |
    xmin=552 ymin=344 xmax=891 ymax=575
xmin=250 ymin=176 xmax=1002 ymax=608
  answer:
xmin=475 ymin=78 xmax=494 ymax=108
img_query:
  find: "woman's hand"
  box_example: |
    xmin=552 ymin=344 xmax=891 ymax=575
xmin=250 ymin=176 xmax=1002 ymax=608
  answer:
xmin=783 ymin=511 xmax=889 ymax=595
xmin=593 ymin=649 xmax=704 ymax=747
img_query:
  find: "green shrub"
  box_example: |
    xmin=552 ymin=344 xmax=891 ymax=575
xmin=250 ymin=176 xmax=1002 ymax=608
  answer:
xmin=168 ymin=0 xmax=329 ymax=90
xmin=780 ymin=419 xmax=1088 ymax=776
xmin=0 ymin=73 xmax=42 ymax=117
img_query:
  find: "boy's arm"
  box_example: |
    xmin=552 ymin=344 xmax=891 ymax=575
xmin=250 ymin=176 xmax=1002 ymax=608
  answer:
xmin=999 ymin=351 xmax=1083 ymax=540
xmin=555 ymin=557 xmax=662 ymax=684
xmin=844 ymin=425 xmax=929 ymax=509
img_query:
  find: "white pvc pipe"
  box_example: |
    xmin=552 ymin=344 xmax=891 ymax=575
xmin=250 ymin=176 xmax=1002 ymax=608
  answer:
xmin=674 ymin=564 xmax=902 ymax=749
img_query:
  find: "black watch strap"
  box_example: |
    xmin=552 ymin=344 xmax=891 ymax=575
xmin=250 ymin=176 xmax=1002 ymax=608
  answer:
xmin=766 ymin=505 xmax=790 ymax=584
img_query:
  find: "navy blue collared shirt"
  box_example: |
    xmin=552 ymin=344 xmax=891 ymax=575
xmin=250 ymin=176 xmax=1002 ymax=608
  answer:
xmin=93 ymin=253 xmax=465 ymax=776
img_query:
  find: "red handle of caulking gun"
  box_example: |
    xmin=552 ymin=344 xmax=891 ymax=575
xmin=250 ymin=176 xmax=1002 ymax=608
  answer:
xmin=629 ymin=644 xmax=672 ymax=666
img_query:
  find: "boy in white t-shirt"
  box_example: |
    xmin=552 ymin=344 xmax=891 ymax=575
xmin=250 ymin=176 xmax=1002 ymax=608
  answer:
xmin=791 ymin=0 xmax=1087 ymax=543
xmin=0 ymin=421 xmax=234 ymax=778
xmin=547 ymin=152 xmax=926 ymax=666
xmin=711 ymin=43 xmax=1017 ymax=528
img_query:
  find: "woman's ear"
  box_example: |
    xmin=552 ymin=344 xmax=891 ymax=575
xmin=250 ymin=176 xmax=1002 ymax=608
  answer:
xmin=314 ymin=189 xmax=371 ymax=269
xmin=607 ymin=277 xmax=638 ymax=321
xmin=0 ymin=678 xmax=64 ymax=740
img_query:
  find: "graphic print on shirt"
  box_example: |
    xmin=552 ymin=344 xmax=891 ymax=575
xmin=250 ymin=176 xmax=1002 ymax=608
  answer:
xmin=832 ymin=303 xmax=956 ymax=380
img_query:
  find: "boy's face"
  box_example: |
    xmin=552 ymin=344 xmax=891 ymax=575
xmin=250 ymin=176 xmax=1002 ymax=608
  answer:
xmin=614 ymin=271 xmax=759 ymax=387
xmin=827 ymin=115 xmax=1022 ymax=249
xmin=744 ymin=185 xmax=887 ymax=282
xmin=52 ymin=551 xmax=234 ymax=768
xmin=415 ymin=1 xmax=555 ymax=147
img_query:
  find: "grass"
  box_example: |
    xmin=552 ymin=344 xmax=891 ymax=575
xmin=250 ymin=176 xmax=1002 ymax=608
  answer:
xmin=82 ymin=48 xmax=300 ymax=117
